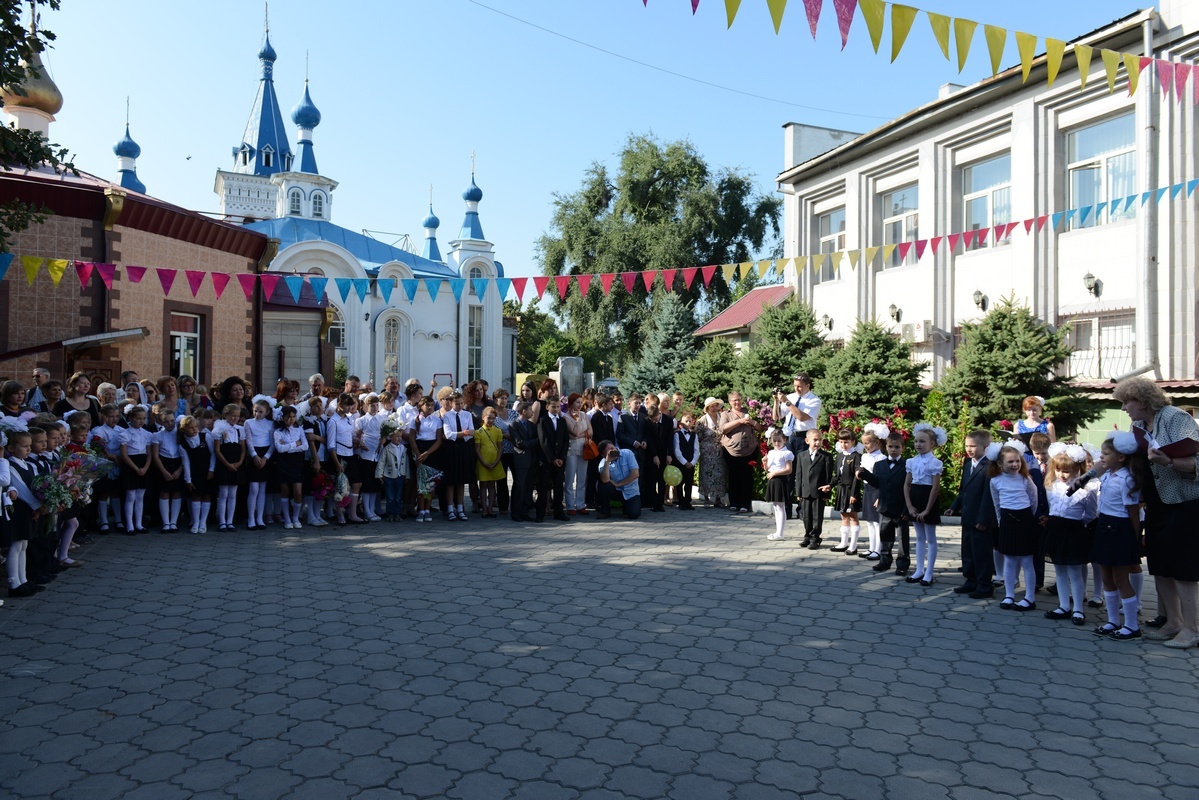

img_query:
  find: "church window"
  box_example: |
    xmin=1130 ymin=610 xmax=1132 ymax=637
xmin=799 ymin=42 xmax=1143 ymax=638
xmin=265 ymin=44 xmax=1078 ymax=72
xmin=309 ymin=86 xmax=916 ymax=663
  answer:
xmin=262 ymin=146 xmax=273 ymax=168
xmin=327 ymin=306 xmax=346 ymax=351
xmin=289 ymin=190 xmax=302 ymax=216
xmin=468 ymin=266 xmax=483 ymax=295
xmin=383 ymin=318 xmax=399 ymax=378
xmin=467 ymin=305 xmax=483 ymax=382
xmin=312 ymin=192 xmax=324 ymax=219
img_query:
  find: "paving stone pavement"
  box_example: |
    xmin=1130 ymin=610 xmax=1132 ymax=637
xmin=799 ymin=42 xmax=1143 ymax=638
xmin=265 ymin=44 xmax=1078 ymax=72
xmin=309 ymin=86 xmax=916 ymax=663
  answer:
xmin=1 ymin=508 xmax=1196 ymax=800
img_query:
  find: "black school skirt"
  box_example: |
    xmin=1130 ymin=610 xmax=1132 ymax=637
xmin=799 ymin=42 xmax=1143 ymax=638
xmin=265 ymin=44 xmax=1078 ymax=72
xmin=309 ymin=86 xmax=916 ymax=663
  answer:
xmin=215 ymin=442 xmax=246 ymax=486
xmin=246 ymin=446 xmax=274 ymax=484
xmin=908 ymin=484 xmax=941 ymax=525
xmin=765 ymin=475 xmax=790 ymax=503
xmin=122 ymin=454 xmax=150 ymax=491
xmin=996 ymin=507 xmax=1037 ymax=557
xmin=158 ymin=456 xmax=185 ymax=493
xmin=1044 ymin=516 xmax=1093 ymax=566
xmin=1091 ymin=512 xmax=1141 ymax=567
xmin=275 ymin=451 xmax=304 ymax=484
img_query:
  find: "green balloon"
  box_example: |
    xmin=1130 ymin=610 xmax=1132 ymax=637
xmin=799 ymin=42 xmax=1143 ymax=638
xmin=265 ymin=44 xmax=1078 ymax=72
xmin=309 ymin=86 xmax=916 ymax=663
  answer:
xmin=663 ymin=465 xmax=683 ymax=487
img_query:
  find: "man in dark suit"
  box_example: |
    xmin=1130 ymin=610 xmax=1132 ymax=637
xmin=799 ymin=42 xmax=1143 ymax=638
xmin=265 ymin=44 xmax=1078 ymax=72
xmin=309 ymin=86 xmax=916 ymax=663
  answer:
xmin=537 ymin=392 xmax=571 ymax=522
xmin=617 ymin=394 xmax=650 ymax=501
xmin=645 ymin=399 xmax=674 ymax=513
xmin=857 ymin=432 xmax=911 ymax=574
xmin=795 ymin=428 xmax=833 ymax=549
xmin=585 ymin=394 xmax=617 ymax=510
xmin=948 ymin=431 xmax=996 ymax=598
xmin=509 ymin=400 xmax=540 ymax=522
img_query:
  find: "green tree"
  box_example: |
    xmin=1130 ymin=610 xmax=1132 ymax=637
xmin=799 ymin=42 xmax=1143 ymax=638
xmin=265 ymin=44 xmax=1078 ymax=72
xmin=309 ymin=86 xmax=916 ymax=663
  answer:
xmin=676 ymin=338 xmax=739 ymax=409
xmin=817 ymin=320 xmax=927 ymax=420
xmin=0 ymin=1 xmax=74 ymax=253
xmin=735 ymin=298 xmax=835 ymax=403
xmin=935 ymin=297 xmax=1101 ymax=436
xmin=620 ymin=291 xmax=698 ymax=396
xmin=537 ymin=133 xmax=780 ymax=370
xmin=506 ymin=299 xmax=558 ymax=374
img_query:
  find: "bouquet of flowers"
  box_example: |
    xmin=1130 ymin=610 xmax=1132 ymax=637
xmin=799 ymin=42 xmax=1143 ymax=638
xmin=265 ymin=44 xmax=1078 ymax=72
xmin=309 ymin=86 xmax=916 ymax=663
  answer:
xmin=416 ymin=464 xmax=442 ymax=498
xmin=333 ymin=471 xmax=352 ymax=509
xmin=311 ymin=470 xmax=334 ymax=502
xmin=32 ymin=472 xmax=74 ymax=514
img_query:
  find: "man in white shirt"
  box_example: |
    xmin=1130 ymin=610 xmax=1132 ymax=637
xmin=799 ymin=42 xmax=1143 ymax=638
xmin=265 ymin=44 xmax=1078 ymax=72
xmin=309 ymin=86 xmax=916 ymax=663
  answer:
xmin=775 ymin=373 xmax=821 ymax=518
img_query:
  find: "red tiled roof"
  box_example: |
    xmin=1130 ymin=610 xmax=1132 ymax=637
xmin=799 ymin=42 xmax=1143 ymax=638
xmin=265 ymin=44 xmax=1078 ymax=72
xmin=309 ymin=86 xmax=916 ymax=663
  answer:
xmin=693 ymin=284 xmax=793 ymax=337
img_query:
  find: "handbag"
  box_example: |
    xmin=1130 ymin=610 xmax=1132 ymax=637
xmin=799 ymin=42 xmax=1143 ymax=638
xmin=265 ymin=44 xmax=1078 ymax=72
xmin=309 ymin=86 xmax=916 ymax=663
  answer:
xmin=582 ymin=436 xmax=600 ymax=461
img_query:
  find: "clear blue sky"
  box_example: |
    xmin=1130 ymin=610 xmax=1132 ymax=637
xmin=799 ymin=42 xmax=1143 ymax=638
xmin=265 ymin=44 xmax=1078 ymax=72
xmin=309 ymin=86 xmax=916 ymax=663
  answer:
xmin=38 ymin=0 xmax=1141 ymax=282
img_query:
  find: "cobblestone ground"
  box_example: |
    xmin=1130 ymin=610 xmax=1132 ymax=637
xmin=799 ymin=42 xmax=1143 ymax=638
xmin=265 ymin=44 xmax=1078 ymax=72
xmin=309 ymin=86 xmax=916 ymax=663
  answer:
xmin=0 ymin=508 xmax=1196 ymax=800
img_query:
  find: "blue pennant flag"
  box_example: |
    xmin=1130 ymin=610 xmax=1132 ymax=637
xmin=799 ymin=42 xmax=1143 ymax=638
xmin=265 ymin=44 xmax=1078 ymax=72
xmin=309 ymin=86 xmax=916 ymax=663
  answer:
xmin=1142 ymin=191 xmax=1153 ymax=206
xmin=309 ymin=277 xmax=328 ymax=300
xmin=1078 ymin=206 xmax=1093 ymax=225
xmin=335 ymin=277 xmax=353 ymax=302
xmin=353 ymin=279 xmax=370 ymax=302
xmin=495 ymin=277 xmax=511 ymax=301
xmin=1050 ymin=212 xmax=1064 ymax=230
xmin=423 ymin=278 xmax=441 ymax=303
xmin=401 ymin=278 xmax=418 ymax=304
xmin=283 ymin=275 xmax=304 ymax=304
xmin=1094 ymin=201 xmax=1108 ymax=219
xmin=378 ymin=278 xmax=394 ymax=304
xmin=0 ymin=252 xmax=12 ymax=282
xmin=1171 ymin=183 xmax=1184 ymax=200
xmin=449 ymin=278 xmax=466 ymax=304
xmin=472 ymin=278 xmax=489 ymax=299
xmin=1188 ymin=180 xmax=1199 ymax=197
xmin=1123 ymin=194 xmax=1135 ymax=211
xmin=1155 ymin=187 xmax=1169 ymax=204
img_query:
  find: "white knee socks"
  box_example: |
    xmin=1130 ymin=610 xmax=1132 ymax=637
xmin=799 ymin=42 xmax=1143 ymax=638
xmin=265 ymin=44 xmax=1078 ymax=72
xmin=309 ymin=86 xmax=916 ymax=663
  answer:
xmin=914 ymin=523 xmax=937 ymax=581
xmin=1104 ymin=590 xmax=1122 ymax=625
xmin=57 ymin=518 xmax=78 ymax=561
xmin=847 ymin=525 xmax=860 ymax=552
xmin=1121 ymin=595 xmax=1140 ymax=630
xmin=7 ymin=541 xmax=28 ymax=588
xmin=868 ymin=521 xmax=881 ymax=554
xmin=837 ymin=526 xmax=849 ymax=548
xmin=773 ymin=503 xmax=786 ymax=538
xmin=1129 ymin=572 xmax=1144 ymax=612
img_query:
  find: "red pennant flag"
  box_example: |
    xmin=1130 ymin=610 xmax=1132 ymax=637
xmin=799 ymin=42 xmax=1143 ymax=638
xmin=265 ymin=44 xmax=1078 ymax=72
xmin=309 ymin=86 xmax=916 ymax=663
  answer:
xmin=914 ymin=239 xmax=928 ymax=259
xmin=946 ymin=233 xmax=960 ymax=252
xmin=1157 ymin=59 xmax=1175 ymax=97
xmin=554 ymin=275 xmax=571 ymax=299
xmin=640 ymin=270 xmax=657 ymax=292
xmin=897 ymin=242 xmax=912 ymax=261
xmin=211 ymin=272 xmax=230 ymax=299
xmin=988 ymin=226 xmax=1002 ymax=242
xmin=700 ymin=265 xmax=717 ymax=286
xmin=661 ymin=269 xmax=677 ymax=291
xmin=126 ymin=265 xmax=147 ymax=283
xmin=1035 ymin=215 xmax=1049 ymax=232
xmin=929 ymin=236 xmax=942 ymax=254
xmin=236 ymin=273 xmax=257 ymax=300
xmin=96 ymin=263 xmax=115 ymax=289
xmin=1004 ymin=222 xmax=1020 ymax=239
xmin=186 ymin=270 xmax=206 ymax=297
xmin=74 ymin=261 xmax=94 ymax=289
xmin=802 ymin=0 xmax=822 ymax=38
xmin=620 ymin=272 xmax=637 ymax=294
xmin=599 ymin=273 xmax=616 ymax=296
xmin=833 ymin=0 xmax=857 ymax=49
xmin=156 ymin=268 xmax=177 ymax=296
xmin=1023 ymin=217 xmax=1035 ymax=234
xmin=509 ymin=276 xmax=527 ymax=301
xmin=681 ymin=267 xmax=698 ymax=290
xmin=260 ymin=273 xmax=280 ymax=300
xmin=1175 ymin=62 xmax=1191 ymax=101
xmin=962 ymin=230 xmax=976 ymax=248
xmin=532 ymin=276 xmax=550 ymax=299
xmin=577 ymin=274 xmax=593 ymax=296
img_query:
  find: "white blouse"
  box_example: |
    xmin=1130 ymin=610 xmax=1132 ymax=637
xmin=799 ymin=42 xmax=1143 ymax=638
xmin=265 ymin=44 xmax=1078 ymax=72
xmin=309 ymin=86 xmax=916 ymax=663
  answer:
xmin=1047 ymin=481 xmax=1099 ymax=522
xmin=906 ymin=452 xmax=943 ymax=486
xmin=990 ymin=472 xmax=1038 ymax=522
xmin=766 ymin=448 xmax=794 ymax=474
xmin=1098 ymin=468 xmax=1142 ymax=517
xmin=151 ymin=428 xmax=182 ymax=459
xmin=273 ymin=426 xmax=308 ymax=455
xmin=120 ymin=427 xmax=154 ymax=456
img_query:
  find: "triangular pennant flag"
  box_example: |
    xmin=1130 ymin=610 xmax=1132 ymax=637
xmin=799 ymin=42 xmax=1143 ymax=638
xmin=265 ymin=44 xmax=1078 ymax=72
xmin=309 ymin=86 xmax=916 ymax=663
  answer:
xmin=1100 ymin=49 xmax=1121 ymax=93
xmin=859 ymin=0 xmax=885 ymax=53
xmin=74 ymin=260 xmax=94 ymax=289
xmin=1110 ymin=197 xmax=1125 ymax=215
xmin=926 ymin=11 xmax=950 ymax=60
xmin=1141 ymin=191 xmax=1153 ymax=206
xmin=510 ymin=276 xmax=527 ymax=301
xmin=236 ymin=273 xmax=257 ymax=300
xmin=449 ymin=278 xmax=467 ymax=303
xmin=1095 ymin=201 xmax=1108 ymax=218
xmin=1078 ymin=206 xmax=1093 ymax=225
xmin=1155 ymin=186 xmax=1169 ymax=204
xmin=848 ymin=250 xmax=860 ymax=268
xmin=984 ymin=25 xmax=1006 ymax=75
xmin=1157 ymin=59 xmax=1175 ymax=98
xmin=1023 ymin=218 xmax=1035 ymax=234
xmin=96 ymin=263 xmax=115 ymax=289
xmin=723 ymin=263 xmax=739 ymax=283
xmin=778 ymin=258 xmax=792 ymax=273
xmin=811 ymin=253 xmax=826 ymax=274
xmin=554 ymin=275 xmax=571 ymax=299
xmin=929 ymin=236 xmax=942 ymax=254
xmin=260 ymin=273 xmax=280 ymax=299
xmin=794 ymin=256 xmax=808 ymax=274
xmin=1188 ymin=180 xmax=1199 ymax=197
xmin=600 ymin=273 xmax=616 ymax=295
xmin=1015 ymin=32 xmax=1037 ymax=82
xmin=1045 ymin=39 xmax=1066 ymax=87
xmin=0 ymin=252 xmax=11 ymax=282
xmin=423 ymin=278 xmax=441 ymax=303
xmin=495 ymin=277 xmax=512 ymax=300
xmin=211 ymin=272 xmax=230 ymax=299
xmin=724 ymin=0 xmax=741 ymax=28
xmin=126 ymin=264 xmax=146 ymax=283
xmin=990 ymin=225 xmax=1003 ymax=242
xmin=1051 ymin=212 xmax=1065 ymax=230
xmin=336 ymin=277 xmax=353 ymax=302
xmin=353 ymin=279 xmax=370 ymax=302
xmin=832 ymin=0 xmax=856 ymax=48
xmin=1126 ymin=53 xmax=1145 ymax=96
xmin=954 ymin=18 xmax=978 ymax=73
xmin=641 ymin=270 xmax=657 ymax=292
xmin=914 ymin=239 xmax=928 ymax=259
xmin=766 ymin=0 xmax=785 ymax=34
xmin=472 ymin=277 xmax=489 ymax=299
xmin=1036 ymin=215 xmax=1049 ymax=232
xmin=402 ymin=278 xmax=419 ymax=304
xmin=829 ymin=251 xmax=844 ymax=273
xmin=1064 ymin=209 xmax=1077 ymax=226
xmin=963 ymin=230 xmax=978 ymax=248
xmin=897 ymin=242 xmax=912 ymax=261
xmin=802 ymin=0 xmax=821 ymax=38
xmin=1175 ymin=63 xmax=1190 ymax=102
xmin=891 ymin=5 xmax=918 ymax=63
xmin=739 ymin=261 xmax=753 ymax=276
xmin=1075 ymin=44 xmax=1093 ymax=90
xmin=282 ymin=274 xmax=304 ymax=303
xmin=681 ymin=267 xmax=698 ymax=290
xmin=1004 ymin=222 xmax=1019 ymax=239
xmin=187 ymin=269 xmax=208 ymax=298
xmin=692 ymin=0 xmax=699 ymax=13
xmin=661 ymin=269 xmax=677 ymax=290
xmin=864 ymin=247 xmax=880 ymax=265
xmin=701 ymin=265 xmax=717 ymax=286
xmin=156 ymin=268 xmax=177 ymax=296
xmin=309 ymin=276 xmax=328 ymax=300
xmin=756 ymin=259 xmax=772 ymax=277
xmin=44 ymin=258 xmax=67 ymax=286
xmin=378 ymin=277 xmax=395 ymax=304
xmin=621 ymin=272 xmax=638 ymax=294
xmin=946 ymin=233 xmax=960 ymax=251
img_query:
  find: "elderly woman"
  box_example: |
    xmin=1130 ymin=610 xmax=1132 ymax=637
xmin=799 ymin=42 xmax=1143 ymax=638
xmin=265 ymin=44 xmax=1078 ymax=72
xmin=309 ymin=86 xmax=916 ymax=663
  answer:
xmin=1112 ymin=377 xmax=1199 ymax=648
xmin=719 ymin=392 xmax=760 ymax=514
xmin=697 ymin=396 xmax=728 ymax=507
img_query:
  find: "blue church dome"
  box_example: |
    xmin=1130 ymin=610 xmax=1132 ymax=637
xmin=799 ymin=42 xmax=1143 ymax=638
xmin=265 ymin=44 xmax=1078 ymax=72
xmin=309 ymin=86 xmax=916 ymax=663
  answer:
xmin=290 ymin=83 xmax=321 ymax=129
xmin=258 ymin=34 xmax=277 ymax=63
xmin=113 ymin=124 xmax=141 ymax=159
xmin=422 ymin=205 xmax=440 ymax=229
xmin=462 ymin=176 xmax=483 ymax=203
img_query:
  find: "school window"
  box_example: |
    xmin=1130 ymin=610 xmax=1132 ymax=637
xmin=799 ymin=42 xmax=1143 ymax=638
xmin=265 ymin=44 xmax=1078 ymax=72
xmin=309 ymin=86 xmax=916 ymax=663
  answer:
xmin=882 ymin=185 xmax=918 ymax=268
xmin=1067 ymin=113 xmax=1136 ymax=229
xmin=962 ymin=154 xmax=1011 ymax=251
xmin=815 ymin=208 xmax=845 ymax=284
xmin=327 ymin=306 xmax=346 ymax=351
xmin=170 ymin=313 xmax=201 ymax=383
xmin=467 ymin=305 xmax=484 ymax=382
xmin=468 ymin=265 xmax=483 ymax=295
xmin=312 ymin=192 xmax=324 ymax=218
xmin=289 ymin=189 xmax=302 ymax=216
xmin=383 ymin=318 xmax=399 ymax=378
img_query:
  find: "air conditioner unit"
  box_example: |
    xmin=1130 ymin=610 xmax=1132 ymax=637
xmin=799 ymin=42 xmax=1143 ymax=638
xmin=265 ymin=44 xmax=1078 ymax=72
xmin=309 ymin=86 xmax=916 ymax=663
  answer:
xmin=914 ymin=319 xmax=934 ymax=343
xmin=899 ymin=322 xmax=916 ymax=342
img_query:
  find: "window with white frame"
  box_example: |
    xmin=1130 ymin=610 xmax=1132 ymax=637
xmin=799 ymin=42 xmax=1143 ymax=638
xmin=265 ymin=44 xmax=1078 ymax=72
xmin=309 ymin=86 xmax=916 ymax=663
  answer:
xmin=468 ymin=265 xmax=483 ymax=295
xmin=327 ymin=306 xmax=346 ymax=351
xmin=288 ymin=189 xmax=302 ymax=216
xmin=882 ymin=186 xmax=918 ymax=268
xmin=170 ymin=313 xmax=201 ymax=382
xmin=467 ymin=305 xmax=484 ymax=382
xmin=815 ymin=208 xmax=845 ymax=283
xmin=262 ymin=146 xmax=274 ymax=168
xmin=962 ymin=154 xmax=1011 ymax=251
xmin=312 ymin=192 xmax=324 ymax=218
xmin=383 ymin=318 xmax=399 ymax=378
xmin=1067 ymin=113 xmax=1136 ymax=229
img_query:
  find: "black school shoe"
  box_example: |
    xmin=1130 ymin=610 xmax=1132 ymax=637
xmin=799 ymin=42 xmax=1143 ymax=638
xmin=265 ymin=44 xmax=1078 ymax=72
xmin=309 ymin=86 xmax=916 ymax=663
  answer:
xmin=1145 ymin=615 xmax=1168 ymax=628
xmin=1109 ymin=627 xmax=1142 ymax=641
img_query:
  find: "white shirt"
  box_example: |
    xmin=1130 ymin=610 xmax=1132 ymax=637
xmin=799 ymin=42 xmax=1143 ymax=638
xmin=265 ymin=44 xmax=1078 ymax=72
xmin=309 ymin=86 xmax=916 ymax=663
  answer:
xmin=120 ymin=427 xmax=153 ymax=455
xmin=673 ymin=428 xmax=701 ymax=467
xmin=766 ymin=447 xmax=794 ymax=474
xmin=151 ymin=428 xmax=182 ymax=459
xmin=442 ymin=410 xmax=475 ymax=441
xmin=860 ymin=449 xmax=886 ymax=474
xmin=356 ymin=412 xmax=384 ymax=458
xmin=243 ymin=417 xmax=275 ymax=450
xmin=327 ymin=414 xmax=357 ymax=457
xmin=181 ymin=433 xmax=216 ymax=483
xmin=990 ymin=472 xmax=1038 ymax=522
xmin=273 ymin=426 xmax=308 ymax=455
xmin=414 ymin=414 xmax=442 ymax=441
xmin=1098 ymin=468 xmax=1141 ymax=517
xmin=906 ymin=452 xmax=943 ymax=486
xmin=783 ymin=390 xmax=822 ymax=434
xmin=1047 ymin=481 xmax=1099 ymax=522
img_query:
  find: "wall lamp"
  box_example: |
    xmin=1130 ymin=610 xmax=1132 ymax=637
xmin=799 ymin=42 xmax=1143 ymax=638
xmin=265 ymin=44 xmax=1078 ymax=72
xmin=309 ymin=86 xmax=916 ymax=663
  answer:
xmin=820 ymin=314 xmax=834 ymax=330
xmin=888 ymin=304 xmax=901 ymax=322
xmin=1083 ymin=272 xmax=1102 ymax=297
xmin=972 ymin=290 xmax=988 ymax=311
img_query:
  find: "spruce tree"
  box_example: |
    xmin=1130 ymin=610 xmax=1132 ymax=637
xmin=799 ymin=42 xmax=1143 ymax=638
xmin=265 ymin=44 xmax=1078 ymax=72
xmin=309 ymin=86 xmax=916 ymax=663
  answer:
xmin=818 ymin=321 xmax=927 ymax=420
xmin=676 ymin=339 xmax=738 ymax=409
xmin=620 ymin=292 xmax=699 ymax=396
xmin=735 ymin=298 xmax=834 ymax=402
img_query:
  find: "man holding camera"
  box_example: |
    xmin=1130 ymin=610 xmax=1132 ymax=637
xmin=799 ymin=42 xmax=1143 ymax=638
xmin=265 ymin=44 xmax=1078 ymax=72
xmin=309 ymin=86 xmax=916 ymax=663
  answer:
xmin=596 ymin=440 xmax=641 ymax=520
xmin=773 ymin=374 xmax=821 ymax=518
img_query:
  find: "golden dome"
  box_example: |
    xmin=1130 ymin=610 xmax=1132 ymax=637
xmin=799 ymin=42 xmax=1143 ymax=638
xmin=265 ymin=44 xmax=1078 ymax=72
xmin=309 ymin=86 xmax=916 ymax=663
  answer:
xmin=1 ymin=48 xmax=63 ymax=116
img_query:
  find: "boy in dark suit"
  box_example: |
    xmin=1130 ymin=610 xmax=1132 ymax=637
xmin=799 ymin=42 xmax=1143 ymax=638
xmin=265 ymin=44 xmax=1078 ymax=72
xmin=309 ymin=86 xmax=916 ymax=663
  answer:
xmin=537 ymin=392 xmax=571 ymax=522
xmin=857 ymin=431 xmax=910 ymax=574
xmin=509 ymin=401 xmax=540 ymax=522
xmin=617 ymin=393 xmax=650 ymax=501
xmin=948 ymin=430 xmax=996 ymax=598
xmin=586 ymin=394 xmax=616 ymax=510
xmin=645 ymin=397 xmax=674 ymax=513
xmin=795 ymin=428 xmax=833 ymax=549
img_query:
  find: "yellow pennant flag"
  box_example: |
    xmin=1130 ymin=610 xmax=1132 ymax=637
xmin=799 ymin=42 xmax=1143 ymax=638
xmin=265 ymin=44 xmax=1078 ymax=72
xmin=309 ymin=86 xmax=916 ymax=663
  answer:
xmin=794 ymin=256 xmax=808 ymax=274
xmin=829 ymin=251 xmax=844 ymax=274
xmin=739 ymin=261 xmax=753 ymax=276
xmin=927 ymin=12 xmax=951 ymax=60
xmin=1045 ymin=39 xmax=1066 ymax=86
xmin=954 ymin=18 xmax=978 ymax=73
xmin=724 ymin=0 xmax=741 ymax=28
xmin=766 ymin=0 xmax=786 ymax=34
xmin=21 ymin=255 xmax=42 ymax=285
xmin=776 ymin=257 xmax=792 ymax=273
xmin=984 ymin=25 xmax=1007 ymax=75
xmin=46 ymin=258 xmax=69 ymax=286
xmin=757 ymin=259 xmax=772 ymax=277
xmin=1075 ymin=44 xmax=1093 ymax=90
xmin=864 ymin=246 xmax=880 ymax=266
xmin=811 ymin=253 xmax=827 ymax=274
xmin=1015 ymin=31 xmax=1038 ymax=82
xmin=848 ymin=250 xmax=861 ymax=268
xmin=882 ymin=244 xmax=897 ymax=263
xmin=859 ymin=0 xmax=885 ymax=53
xmin=1101 ymin=49 xmax=1122 ymax=93
xmin=891 ymin=5 xmax=918 ymax=63
xmin=722 ymin=263 xmax=738 ymax=282
xmin=1123 ymin=53 xmax=1142 ymax=96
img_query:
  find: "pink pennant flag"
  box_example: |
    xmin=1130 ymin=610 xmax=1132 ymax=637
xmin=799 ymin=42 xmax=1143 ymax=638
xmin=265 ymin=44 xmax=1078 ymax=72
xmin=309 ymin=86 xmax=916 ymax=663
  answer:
xmin=532 ymin=276 xmax=550 ymax=299
xmin=259 ymin=273 xmax=280 ymax=299
xmin=640 ymin=270 xmax=657 ymax=292
xmin=186 ymin=270 xmax=206 ymax=297
xmin=95 ymin=263 xmax=115 ymax=289
xmin=897 ymin=242 xmax=912 ymax=261
xmin=1023 ymin=217 xmax=1035 ymax=234
xmin=681 ymin=267 xmax=698 ymax=290
xmin=661 ymin=268 xmax=677 ymax=291
xmin=962 ymin=230 xmax=977 ymax=248
xmin=929 ymin=236 xmax=942 ymax=254
xmin=211 ymin=272 xmax=230 ymax=299
xmin=126 ymin=265 xmax=147 ymax=283
xmin=1157 ymin=59 xmax=1175 ymax=97
xmin=1175 ymin=62 xmax=1191 ymax=103
xmin=156 ymin=268 xmax=177 ymax=296
xmin=599 ymin=273 xmax=616 ymax=296
xmin=700 ymin=265 xmax=717 ymax=286
xmin=946 ymin=233 xmax=960 ymax=252
xmin=510 ymin=276 xmax=527 ymax=301
xmin=833 ymin=0 xmax=857 ymax=49
xmin=1036 ymin=215 xmax=1049 ymax=232
xmin=236 ymin=273 xmax=257 ymax=300
xmin=74 ymin=261 xmax=94 ymax=289
xmin=1004 ymin=222 xmax=1020 ymax=239
xmin=620 ymin=272 xmax=637 ymax=294
xmin=802 ymin=0 xmax=822 ymax=38
xmin=691 ymin=0 xmax=699 ymax=12
xmin=554 ymin=275 xmax=571 ymax=298
xmin=577 ymin=274 xmax=593 ymax=296
xmin=914 ymin=240 xmax=928 ymax=259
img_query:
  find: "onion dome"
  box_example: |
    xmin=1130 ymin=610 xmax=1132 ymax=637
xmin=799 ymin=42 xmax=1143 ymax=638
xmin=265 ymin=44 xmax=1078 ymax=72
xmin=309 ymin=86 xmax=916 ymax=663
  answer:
xmin=113 ymin=124 xmax=141 ymax=159
xmin=290 ymin=82 xmax=321 ymax=129
xmin=462 ymin=176 xmax=483 ymax=203
xmin=258 ymin=33 xmax=277 ymax=63
xmin=0 ymin=47 xmax=63 ymax=116
xmin=422 ymin=205 xmax=440 ymax=230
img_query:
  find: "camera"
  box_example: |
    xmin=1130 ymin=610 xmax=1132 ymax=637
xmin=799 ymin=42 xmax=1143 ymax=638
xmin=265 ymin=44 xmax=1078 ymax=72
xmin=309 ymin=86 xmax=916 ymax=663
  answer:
xmin=774 ymin=388 xmax=784 ymax=397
